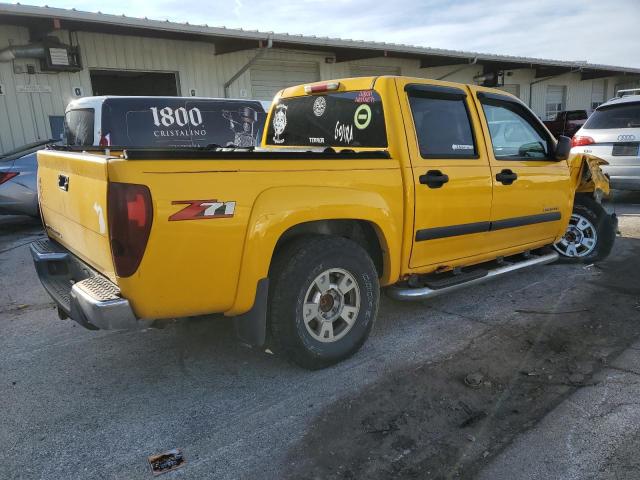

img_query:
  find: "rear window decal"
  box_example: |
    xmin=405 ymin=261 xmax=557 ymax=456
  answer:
xmin=272 ymin=105 xmax=288 ymax=144
xmin=266 ymin=90 xmax=387 ymax=148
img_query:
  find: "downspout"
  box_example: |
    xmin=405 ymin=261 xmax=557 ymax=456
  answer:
xmin=437 ymin=57 xmax=478 ymax=81
xmin=223 ymin=36 xmax=273 ymax=98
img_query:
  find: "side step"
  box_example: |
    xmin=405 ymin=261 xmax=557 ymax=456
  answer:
xmin=387 ymin=251 xmax=559 ymax=301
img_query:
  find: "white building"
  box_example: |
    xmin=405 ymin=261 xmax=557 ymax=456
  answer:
xmin=1 ymin=3 xmax=639 ymax=154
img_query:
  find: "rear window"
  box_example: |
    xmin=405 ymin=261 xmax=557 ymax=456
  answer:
xmin=265 ymin=90 xmax=387 ymax=148
xmin=584 ymin=102 xmax=640 ymax=129
xmin=101 ymin=99 xmax=267 ymax=148
xmin=64 ymin=109 xmax=95 ymax=146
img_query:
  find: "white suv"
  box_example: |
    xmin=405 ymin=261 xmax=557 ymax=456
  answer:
xmin=571 ymin=89 xmax=640 ymax=190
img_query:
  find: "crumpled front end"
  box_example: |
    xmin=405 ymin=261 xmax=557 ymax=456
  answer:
xmin=570 ymin=153 xmax=611 ymax=202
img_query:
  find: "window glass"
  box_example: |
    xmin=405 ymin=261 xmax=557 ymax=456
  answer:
xmin=264 ymin=90 xmax=387 ymax=148
xmin=408 ymin=96 xmax=476 ymax=157
xmin=545 ymin=85 xmax=566 ymax=120
xmin=481 ymin=102 xmax=550 ymax=159
xmin=566 ymin=111 xmax=587 ymax=121
xmin=64 ymin=109 xmax=94 ymax=146
xmin=583 ymin=102 xmax=640 ymax=129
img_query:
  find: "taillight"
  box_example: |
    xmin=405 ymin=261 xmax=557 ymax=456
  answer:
xmin=107 ymin=182 xmax=153 ymax=277
xmin=571 ymin=135 xmax=595 ymax=147
xmin=99 ymin=133 xmax=111 ymax=147
xmin=0 ymin=172 xmax=19 ymax=185
xmin=304 ymin=81 xmax=340 ymax=94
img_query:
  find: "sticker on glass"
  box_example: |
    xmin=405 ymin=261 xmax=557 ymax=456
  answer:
xmin=272 ymin=104 xmax=288 ymax=144
xmin=354 ymin=104 xmax=372 ymax=130
xmin=313 ymin=96 xmax=327 ymax=117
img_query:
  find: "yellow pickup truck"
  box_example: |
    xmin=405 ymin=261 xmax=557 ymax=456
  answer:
xmin=31 ymin=76 xmax=616 ymax=369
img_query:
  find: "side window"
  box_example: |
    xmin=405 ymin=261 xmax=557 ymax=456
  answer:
xmin=64 ymin=108 xmax=95 ymax=146
xmin=408 ymin=92 xmax=477 ymax=158
xmin=480 ymin=100 xmax=551 ymax=160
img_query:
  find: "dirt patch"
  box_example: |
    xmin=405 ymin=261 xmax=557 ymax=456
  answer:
xmin=284 ymin=241 xmax=640 ymax=480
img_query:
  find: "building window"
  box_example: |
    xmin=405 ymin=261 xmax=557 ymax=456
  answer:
xmin=545 ymin=85 xmax=566 ymax=120
xmin=591 ymin=80 xmax=606 ymax=111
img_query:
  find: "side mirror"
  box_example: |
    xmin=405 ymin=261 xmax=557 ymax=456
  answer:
xmin=555 ymin=135 xmax=571 ymax=160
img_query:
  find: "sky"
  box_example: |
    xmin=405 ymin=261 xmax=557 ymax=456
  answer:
xmin=25 ymin=0 xmax=640 ymax=68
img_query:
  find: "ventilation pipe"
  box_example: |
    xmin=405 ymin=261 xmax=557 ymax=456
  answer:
xmin=0 ymin=43 xmax=47 ymax=62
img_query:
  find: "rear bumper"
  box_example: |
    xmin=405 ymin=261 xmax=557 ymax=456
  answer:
xmin=599 ymin=163 xmax=640 ymax=191
xmin=30 ymin=238 xmax=149 ymax=330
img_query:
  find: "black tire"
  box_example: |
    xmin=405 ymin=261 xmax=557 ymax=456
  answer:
xmin=554 ymin=195 xmax=616 ymax=263
xmin=268 ymin=235 xmax=379 ymax=370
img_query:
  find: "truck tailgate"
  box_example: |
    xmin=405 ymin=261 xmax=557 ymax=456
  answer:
xmin=37 ymin=150 xmax=116 ymax=280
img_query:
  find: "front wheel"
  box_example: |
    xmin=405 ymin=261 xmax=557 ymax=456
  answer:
xmin=268 ymin=236 xmax=380 ymax=370
xmin=553 ymin=195 xmax=616 ymax=263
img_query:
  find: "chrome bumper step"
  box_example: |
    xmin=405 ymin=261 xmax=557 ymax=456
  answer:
xmin=387 ymin=251 xmax=559 ymax=301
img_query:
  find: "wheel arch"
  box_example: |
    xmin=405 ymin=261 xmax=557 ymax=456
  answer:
xmin=225 ymin=186 xmax=401 ymax=316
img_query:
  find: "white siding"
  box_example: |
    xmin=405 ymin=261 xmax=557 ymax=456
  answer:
xmin=349 ymin=64 xmax=400 ymax=77
xmin=0 ymin=22 xmax=637 ymax=154
xmin=250 ymin=58 xmax=320 ymax=100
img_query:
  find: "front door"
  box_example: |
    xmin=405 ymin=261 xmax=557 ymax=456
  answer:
xmin=400 ymin=81 xmax=494 ymax=268
xmin=471 ymin=89 xmax=572 ymax=253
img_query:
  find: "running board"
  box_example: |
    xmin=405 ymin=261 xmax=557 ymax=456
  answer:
xmin=387 ymin=251 xmax=559 ymax=301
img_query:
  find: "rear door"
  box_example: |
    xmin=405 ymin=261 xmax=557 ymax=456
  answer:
xmin=472 ymin=89 xmax=571 ymax=252
xmin=399 ymin=80 xmax=494 ymax=268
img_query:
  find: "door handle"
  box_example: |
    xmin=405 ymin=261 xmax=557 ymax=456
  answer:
xmin=496 ymin=169 xmax=518 ymax=185
xmin=419 ymin=170 xmax=449 ymax=189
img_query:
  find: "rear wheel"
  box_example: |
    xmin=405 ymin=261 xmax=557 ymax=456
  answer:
xmin=268 ymin=236 xmax=379 ymax=370
xmin=554 ymin=195 xmax=616 ymax=263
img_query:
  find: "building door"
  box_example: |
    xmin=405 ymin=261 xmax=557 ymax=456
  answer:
xmin=349 ymin=65 xmax=401 ymax=77
xmin=250 ymin=60 xmax=319 ymax=101
xmin=90 ymin=70 xmax=179 ymax=96
xmin=545 ymin=85 xmax=566 ymax=120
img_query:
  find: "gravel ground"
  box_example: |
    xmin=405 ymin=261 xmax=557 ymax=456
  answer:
xmin=1 ymin=192 xmax=639 ymax=480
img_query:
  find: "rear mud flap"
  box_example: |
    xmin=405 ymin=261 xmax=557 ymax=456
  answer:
xmin=233 ymin=278 xmax=269 ymax=347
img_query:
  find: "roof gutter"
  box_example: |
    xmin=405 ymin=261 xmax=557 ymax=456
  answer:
xmin=223 ymin=36 xmax=273 ymax=98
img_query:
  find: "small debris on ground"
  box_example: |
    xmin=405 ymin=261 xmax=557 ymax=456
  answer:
xmin=464 ymin=372 xmax=484 ymax=389
xmin=148 ymin=449 xmax=185 ymax=476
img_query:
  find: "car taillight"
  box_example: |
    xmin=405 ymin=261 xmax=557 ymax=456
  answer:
xmin=107 ymin=182 xmax=153 ymax=277
xmin=571 ymin=135 xmax=595 ymax=147
xmin=0 ymin=172 xmax=19 ymax=185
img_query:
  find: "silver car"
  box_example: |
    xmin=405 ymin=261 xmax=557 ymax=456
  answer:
xmin=0 ymin=140 xmax=53 ymax=217
xmin=571 ymin=90 xmax=640 ymax=190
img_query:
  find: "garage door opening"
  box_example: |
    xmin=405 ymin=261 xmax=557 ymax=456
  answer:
xmin=90 ymin=70 xmax=179 ymax=96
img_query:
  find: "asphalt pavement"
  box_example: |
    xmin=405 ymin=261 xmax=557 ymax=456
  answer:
xmin=1 ymin=192 xmax=639 ymax=480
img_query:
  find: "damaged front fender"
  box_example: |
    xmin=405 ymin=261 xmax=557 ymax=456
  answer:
xmin=570 ymin=153 xmax=611 ymax=202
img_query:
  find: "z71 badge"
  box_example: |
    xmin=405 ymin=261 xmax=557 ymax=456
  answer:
xmin=169 ymin=200 xmax=236 ymax=221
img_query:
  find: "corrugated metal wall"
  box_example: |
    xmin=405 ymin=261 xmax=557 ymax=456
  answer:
xmin=0 ymin=22 xmax=634 ymax=153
